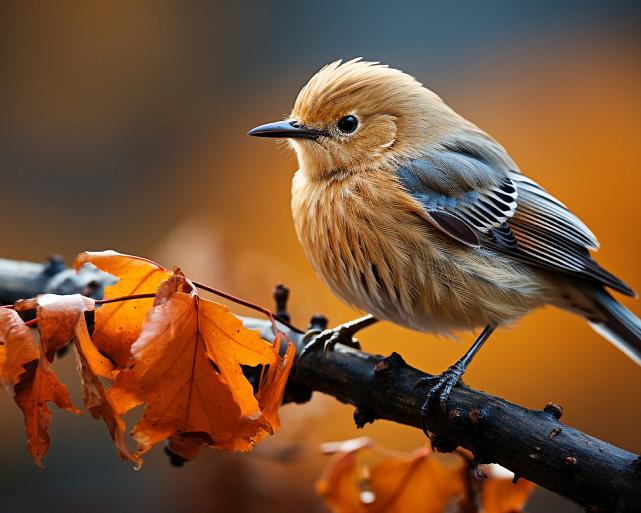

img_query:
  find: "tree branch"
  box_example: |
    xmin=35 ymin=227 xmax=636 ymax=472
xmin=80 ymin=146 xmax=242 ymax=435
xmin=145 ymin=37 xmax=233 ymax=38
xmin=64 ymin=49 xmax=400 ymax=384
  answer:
xmin=246 ymin=314 xmax=641 ymax=513
xmin=1 ymin=257 xmax=640 ymax=512
xmin=0 ymin=256 xmax=116 ymax=304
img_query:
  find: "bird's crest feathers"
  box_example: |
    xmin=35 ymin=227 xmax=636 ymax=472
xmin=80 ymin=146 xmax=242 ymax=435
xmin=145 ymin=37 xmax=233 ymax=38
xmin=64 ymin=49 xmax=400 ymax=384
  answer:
xmin=292 ymin=58 xmax=425 ymax=123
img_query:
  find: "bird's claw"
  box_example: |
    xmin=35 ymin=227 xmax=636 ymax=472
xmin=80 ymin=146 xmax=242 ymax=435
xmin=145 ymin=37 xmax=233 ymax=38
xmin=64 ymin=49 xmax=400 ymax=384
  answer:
xmin=414 ymin=363 xmax=465 ymax=432
xmin=296 ymin=326 xmax=360 ymax=374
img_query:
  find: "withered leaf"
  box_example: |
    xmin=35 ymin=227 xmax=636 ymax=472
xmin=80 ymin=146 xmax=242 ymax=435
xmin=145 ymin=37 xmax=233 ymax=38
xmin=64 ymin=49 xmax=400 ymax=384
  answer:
xmin=14 ymin=350 xmax=81 ymax=466
xmin=16 ymin=294 xmax=95 ymax=361
xmin=74 ymin=251 xmax=171 ymax=367
xmin=0 ymin=308 xmax=39 ymax=391
xmin=108 ymin=272 xmax=292 ymax=461
xmin=1 ymin=307 xmax=80 ymax=465
xmin=256 ymin=335 xmax=296 ymax=431
xmin=317 ymin=438 xmax=535 ymax=513
xmin=481 ymin=465 xmax=536 ymax=513
xmin=74 ymin=315 xmax=138 ymax=465
xmin=3 ymin=252 xmax=295 ymax=467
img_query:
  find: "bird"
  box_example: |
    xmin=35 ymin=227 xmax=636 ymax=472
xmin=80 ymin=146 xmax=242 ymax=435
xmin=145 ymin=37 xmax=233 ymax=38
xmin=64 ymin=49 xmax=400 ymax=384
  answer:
xmin=248 ymin=58 xmax=641 ymax=420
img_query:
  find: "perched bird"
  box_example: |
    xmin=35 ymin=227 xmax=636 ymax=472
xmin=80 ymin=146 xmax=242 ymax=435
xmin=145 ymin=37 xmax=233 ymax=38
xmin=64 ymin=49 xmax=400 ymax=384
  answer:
xmin=248 ymin=59 xmax=640 ymax=416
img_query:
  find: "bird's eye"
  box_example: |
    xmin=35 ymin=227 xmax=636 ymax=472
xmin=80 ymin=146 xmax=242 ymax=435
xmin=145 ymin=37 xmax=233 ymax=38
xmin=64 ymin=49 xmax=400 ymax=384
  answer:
xmin=336 ymin=115 xmax=359 ymax=134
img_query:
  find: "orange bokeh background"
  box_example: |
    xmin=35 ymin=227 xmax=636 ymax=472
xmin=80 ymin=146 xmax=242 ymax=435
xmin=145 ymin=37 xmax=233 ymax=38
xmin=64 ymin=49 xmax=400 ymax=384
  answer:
xmin=0 ymin=3 xmax=639 ymax=512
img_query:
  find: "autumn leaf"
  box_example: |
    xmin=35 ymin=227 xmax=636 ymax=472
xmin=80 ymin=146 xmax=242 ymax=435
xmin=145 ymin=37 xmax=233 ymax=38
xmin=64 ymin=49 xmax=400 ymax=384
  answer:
xmin=13 ymin=347 xmax=81 ymax=466
xmin=256 ymin=336 xmax=296 ymax=431
xmin=317 ymin=438 xmax=535 ymax=513
xmin=108 ymin=272 xmax=294 ymax=461
xmin=73 ymin=251 xmax=171 ymax=367
xmin=73 ymin=315 xmax=138 ymax=465
xmin=0 ymin=308 xmax=39 ymax=391
xmin=318 ymin=438 xmax=466 ymax=513
xmin=481 ymin=465 xmax=536 ymax=513
xmin=2 ymin=252 xmax=295 ymax=467
xmin=1 ymin=307 xmax=81 ymax=465
xmin=6 ymin=294 xmax=132 ymax=465
xmin=15 ymin=294 xmax=95 ymax=361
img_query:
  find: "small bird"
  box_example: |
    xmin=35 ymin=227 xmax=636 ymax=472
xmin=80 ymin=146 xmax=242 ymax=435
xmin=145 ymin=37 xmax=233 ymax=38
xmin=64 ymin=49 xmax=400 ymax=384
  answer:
xmin=248 ymin=59 xmax=640 ymax=417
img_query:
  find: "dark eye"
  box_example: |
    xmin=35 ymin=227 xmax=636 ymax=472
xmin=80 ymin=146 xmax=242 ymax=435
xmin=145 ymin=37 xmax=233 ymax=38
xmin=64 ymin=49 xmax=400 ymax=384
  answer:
xmin=337 ymin=115 xmax=358 ymax=134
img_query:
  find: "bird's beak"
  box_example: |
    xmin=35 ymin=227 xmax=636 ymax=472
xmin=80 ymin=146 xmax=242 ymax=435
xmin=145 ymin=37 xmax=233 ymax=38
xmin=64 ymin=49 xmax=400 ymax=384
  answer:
xmin=247 ymin=120 xmax=327 ymax=140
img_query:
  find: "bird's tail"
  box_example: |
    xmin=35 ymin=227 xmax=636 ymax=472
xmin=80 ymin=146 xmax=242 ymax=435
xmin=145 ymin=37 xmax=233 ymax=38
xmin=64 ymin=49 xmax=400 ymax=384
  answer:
xmin=587 ymin=287 xmax=641 ymax=365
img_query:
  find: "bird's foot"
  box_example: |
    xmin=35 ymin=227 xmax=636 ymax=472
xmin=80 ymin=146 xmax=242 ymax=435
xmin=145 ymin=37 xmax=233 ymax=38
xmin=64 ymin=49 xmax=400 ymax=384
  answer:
xmin=296 ymin=325 xmax=361 ymax=374
xmin=414 ymin=362 xmax=466 ymax=432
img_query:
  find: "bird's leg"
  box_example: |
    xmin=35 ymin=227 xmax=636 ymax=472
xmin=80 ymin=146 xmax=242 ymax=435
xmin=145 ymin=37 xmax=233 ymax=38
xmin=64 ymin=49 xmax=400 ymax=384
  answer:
xmin=296 ymin=315 xmax=378 ymax=372
xmin=415 ymin=324 xmax=496 ymax=428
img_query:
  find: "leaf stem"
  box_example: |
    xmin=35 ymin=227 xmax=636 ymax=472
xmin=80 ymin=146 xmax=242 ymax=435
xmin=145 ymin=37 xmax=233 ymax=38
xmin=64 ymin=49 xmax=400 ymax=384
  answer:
xmin=192 ymin=281 xmax=304 ymax=335
xmin=95 ymin=293 xmax=157 ymax=305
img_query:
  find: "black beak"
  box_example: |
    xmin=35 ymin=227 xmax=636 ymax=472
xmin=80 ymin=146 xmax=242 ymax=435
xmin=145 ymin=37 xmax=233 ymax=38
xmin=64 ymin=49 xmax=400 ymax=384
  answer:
xmin=247 ymin=120 xmax=327 ymax=140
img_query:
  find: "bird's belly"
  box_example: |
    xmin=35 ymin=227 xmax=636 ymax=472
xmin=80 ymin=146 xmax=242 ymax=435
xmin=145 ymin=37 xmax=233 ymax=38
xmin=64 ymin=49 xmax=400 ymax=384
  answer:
xmin=292 ymin=174 xmax=546 ymax=335
xmin=313 ymin=238 xmax=542 ymax=334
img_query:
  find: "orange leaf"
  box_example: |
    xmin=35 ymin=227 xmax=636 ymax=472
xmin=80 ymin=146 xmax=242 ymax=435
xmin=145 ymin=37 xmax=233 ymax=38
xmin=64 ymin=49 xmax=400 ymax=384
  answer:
xmin=0 ymin=308 xmax=39 ymax=391
xmin=481 ymin=465 xmax=536 ymax=513
xmin=13 ymin=349 xmax=81 ymax=466
xmin=2 ymin=302 xmax=82 ymax=465
xmin=256 ymin=336 xmax=296 ymax=431
xmin=317 ymin=439 xmax=535 ymax=513
xmin=73 ymin=251 xmax=171 ymax=367
xmin=73 ymin=315 xmax=139 ymax=465
xmin=16 ymin=294 xmax=95 ymax=361
xmin=318 ymin=440 xmax=466 ymax=513
xmin=108 ymin=272 xmax=291 ymax=461
xmin=317 ymin=438 xmax=376 ymax=513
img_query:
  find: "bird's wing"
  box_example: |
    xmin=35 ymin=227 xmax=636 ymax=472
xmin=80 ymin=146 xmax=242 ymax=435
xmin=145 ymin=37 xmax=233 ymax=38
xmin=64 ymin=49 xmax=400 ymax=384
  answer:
xmin=397 ymin=154 xmax=518 ymax=247
xmin=397 ymin=144 xmax=634 ymax=296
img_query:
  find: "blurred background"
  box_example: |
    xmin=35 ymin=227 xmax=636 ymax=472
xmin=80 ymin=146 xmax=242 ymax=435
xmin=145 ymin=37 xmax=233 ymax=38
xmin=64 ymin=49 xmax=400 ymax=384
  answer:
xmin=1 ymin=1 xmax=640 ymax=512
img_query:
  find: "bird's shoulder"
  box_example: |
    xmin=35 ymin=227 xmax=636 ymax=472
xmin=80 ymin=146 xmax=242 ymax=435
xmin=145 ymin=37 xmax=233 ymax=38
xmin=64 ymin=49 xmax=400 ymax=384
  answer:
xmin=394 ymin=128 xmax=633 ymax=295
xmin=395 ymin=128 xmax=519 ymax=245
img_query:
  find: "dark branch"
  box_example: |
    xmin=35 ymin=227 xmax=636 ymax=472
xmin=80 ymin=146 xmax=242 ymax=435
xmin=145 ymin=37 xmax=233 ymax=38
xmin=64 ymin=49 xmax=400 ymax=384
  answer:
xmin=1 ymin=257 xmax=640 ymax=512
xmin=245 ymin=315 xmax=641 ymax=513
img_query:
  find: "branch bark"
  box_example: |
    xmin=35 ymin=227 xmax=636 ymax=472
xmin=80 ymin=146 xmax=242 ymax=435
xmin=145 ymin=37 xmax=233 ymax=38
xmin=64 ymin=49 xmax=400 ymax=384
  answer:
xmin=245 ymin=318 xmax=641 ymax=513
xmin=1 ymin=257 xmax=640 ymax=512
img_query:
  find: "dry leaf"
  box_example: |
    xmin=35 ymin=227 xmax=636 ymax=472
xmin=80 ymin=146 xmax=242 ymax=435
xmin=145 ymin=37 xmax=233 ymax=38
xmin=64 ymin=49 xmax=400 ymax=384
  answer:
xmin=13 ymin=349 xmax=81 ymax=466
xmin=16 ymin=294 xmax=95 ymax=361
xmin=317 ymin=438 xmax=535 ymax=513
xmin=10 ymin=292 xmax=132 ymax=464
xmin=73 ymin=315 xmax=138 ymax=465
xmin=73 ymin=251 xmax=171 ymax=367
xmin=2 ymin=252 xmax=295 ymax=467
xmin=0 ymin=308 xmax=39 ymax=390
xmin=1 ymin=307 xmax=80 ymax=465
xmin=481 ymin=465 xmax=536 ymax=513
xmin=108 ymin=272 xmax=292 ymax=461
xmin=256 ymin=336 xmax=296 ymax=431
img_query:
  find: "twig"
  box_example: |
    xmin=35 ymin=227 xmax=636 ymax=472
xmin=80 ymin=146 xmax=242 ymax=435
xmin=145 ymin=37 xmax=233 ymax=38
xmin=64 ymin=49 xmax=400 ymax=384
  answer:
xmin=193 ymin=280 xmax=304 ymax=334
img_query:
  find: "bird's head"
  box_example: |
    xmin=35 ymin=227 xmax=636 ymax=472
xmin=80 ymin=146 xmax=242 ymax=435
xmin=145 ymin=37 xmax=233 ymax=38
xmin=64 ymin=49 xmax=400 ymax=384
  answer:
xmin=249 ymin=59 xmax=460 ymax=180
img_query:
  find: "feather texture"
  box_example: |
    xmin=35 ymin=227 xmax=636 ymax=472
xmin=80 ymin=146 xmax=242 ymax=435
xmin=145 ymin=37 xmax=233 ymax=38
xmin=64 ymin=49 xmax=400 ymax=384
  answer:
xmin=275 ymin=58 xmax=639 ymax=364
xmin=396 ymin=137 xmax=634 ymax=297
xmin=292 ymin=167 xmax=553 ymax=334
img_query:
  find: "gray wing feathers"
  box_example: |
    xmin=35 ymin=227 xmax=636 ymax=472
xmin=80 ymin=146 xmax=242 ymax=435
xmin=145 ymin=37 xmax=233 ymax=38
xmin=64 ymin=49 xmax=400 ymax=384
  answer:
xmin=396 ymin=135 xmax=634 ymax=297
xmin=510 ymin=173 xmax=599 ymax=249
xmin=398 ymin=151 xmax=518 ymax=237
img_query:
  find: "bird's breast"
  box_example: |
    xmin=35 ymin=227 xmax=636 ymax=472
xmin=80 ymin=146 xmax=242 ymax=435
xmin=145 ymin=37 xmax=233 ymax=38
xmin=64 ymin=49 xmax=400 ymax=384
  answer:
xmin=291 ymin=169 xmax=546 ymax=334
